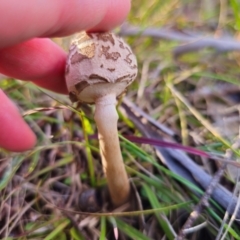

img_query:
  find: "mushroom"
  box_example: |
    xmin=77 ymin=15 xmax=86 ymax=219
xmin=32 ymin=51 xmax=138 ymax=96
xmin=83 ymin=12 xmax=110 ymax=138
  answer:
xmin=65 ymin=32 xmax=137 ymax=206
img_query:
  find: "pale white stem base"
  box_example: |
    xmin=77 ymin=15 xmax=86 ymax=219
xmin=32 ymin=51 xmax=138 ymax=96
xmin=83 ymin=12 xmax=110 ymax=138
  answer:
xmin=94 ymin=94 xmax=130 ymax=206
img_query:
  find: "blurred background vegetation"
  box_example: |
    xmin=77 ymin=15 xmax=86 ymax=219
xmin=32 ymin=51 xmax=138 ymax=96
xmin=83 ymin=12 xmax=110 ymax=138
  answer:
xmin=1 ymin=0 xmax=240 ymax=239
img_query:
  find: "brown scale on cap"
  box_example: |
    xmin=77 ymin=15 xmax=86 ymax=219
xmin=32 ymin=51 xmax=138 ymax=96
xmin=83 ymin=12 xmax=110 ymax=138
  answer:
xmin=96 ymin=32 xmax=115 ymax=45
xmin=99 ymin=46 xmax=121 ymax=61
xmin=65 ymin=32 xmax=138 ymax=207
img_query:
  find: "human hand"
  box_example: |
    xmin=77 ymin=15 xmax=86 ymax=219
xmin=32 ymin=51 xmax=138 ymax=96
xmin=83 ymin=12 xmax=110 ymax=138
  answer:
xmin=0 ymin=0 xmax=130 ymax=152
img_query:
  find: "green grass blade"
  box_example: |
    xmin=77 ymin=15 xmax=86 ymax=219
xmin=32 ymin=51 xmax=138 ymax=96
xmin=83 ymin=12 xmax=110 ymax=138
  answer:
xmin=142 ymin=184 xmax=176 ymax=239
xmin=70 ymin=227 xmax=85 ymax=240
xmin=114 ymin=217 xmax=151 ymax=240
xmin=44 ymin=219 xmax=70 ymax=240
xmin=100 ymin=216 xmax=107 ymax=240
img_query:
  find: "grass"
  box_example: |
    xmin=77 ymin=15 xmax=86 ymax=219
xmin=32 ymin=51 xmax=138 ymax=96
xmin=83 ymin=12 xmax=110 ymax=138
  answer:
xmin=1 ymin=0 xmax=240 ymax=239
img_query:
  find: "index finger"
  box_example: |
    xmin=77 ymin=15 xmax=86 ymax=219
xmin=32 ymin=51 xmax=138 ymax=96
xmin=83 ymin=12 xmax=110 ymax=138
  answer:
xmin=0 ymin=0 xmax=131 ymax=48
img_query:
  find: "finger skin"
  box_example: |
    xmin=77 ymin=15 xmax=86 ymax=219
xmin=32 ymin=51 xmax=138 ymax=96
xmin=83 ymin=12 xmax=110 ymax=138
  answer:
xmin=0 ymin=39 xmax=68 ymax=94
xmin=0 ymin=0 xmax=131 ymax=48
xmin=0 ymin=90 xmax=36 ymax=152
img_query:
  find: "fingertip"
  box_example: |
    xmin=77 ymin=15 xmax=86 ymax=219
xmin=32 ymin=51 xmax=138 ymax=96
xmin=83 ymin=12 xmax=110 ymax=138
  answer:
xmin=9 ymin=128 xmax=37 ymax=152
xmin=0 ymin=90 xmax=36 ymax=152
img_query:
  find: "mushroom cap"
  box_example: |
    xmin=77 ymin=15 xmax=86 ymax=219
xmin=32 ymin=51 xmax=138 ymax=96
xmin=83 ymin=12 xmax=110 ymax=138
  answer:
xmin=65 ymin=32 xmax=138 ymax=103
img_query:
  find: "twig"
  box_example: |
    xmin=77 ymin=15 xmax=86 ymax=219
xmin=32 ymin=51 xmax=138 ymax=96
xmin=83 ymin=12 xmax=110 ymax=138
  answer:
xmin=177 ymin=140 xmax=240 ymax=240
xmin=176 ymin=163 xmax=227 ymax=239
xmin=120 ymin=24 xmax=240 ymax=55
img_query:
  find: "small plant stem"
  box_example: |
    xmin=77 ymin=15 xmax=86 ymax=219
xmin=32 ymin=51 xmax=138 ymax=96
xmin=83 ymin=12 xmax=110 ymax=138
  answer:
xmin=78 ymin=111 xmax=95 ymax=186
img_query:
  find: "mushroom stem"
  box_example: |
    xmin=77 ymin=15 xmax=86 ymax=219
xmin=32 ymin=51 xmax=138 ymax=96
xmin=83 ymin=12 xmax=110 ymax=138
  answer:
xmin=94 ymin=94 xmax=130 ymax=206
